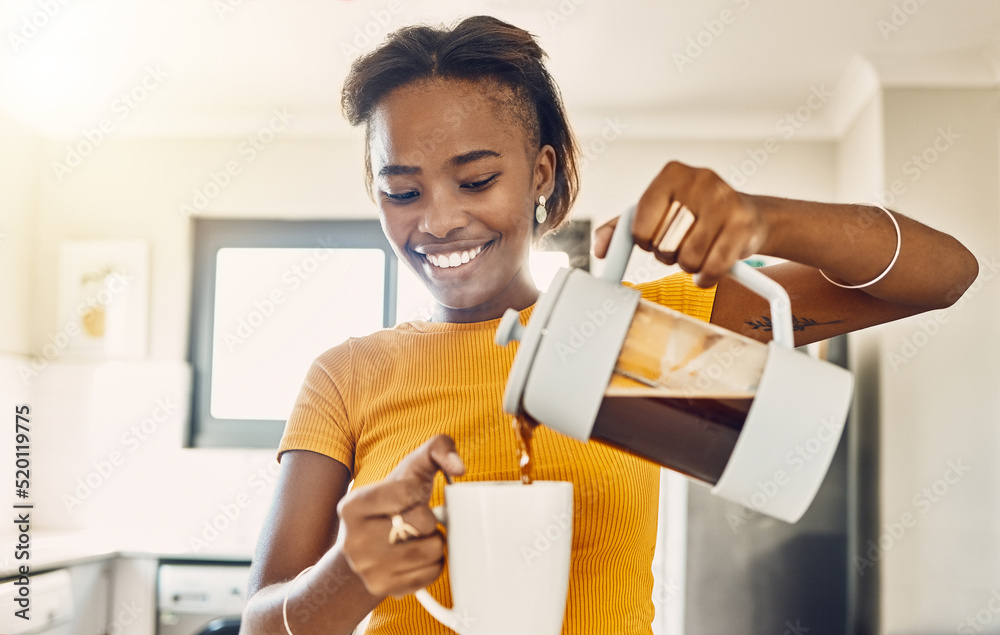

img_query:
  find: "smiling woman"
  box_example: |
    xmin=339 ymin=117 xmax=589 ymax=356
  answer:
xmin=241 ymin=14 xmax=978 ymax=635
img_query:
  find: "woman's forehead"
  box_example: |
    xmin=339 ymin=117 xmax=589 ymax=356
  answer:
xmin=369 ymin=79 xmax=533 ymax=170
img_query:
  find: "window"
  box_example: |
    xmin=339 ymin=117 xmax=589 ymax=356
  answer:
xmin=188 ymin=218 xmax=590 ymax=448
xmin=210 ymin=247 xmax=386 ymax=422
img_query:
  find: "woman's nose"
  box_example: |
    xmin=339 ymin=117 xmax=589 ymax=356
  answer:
xmin=417 ymin=192 xmax=469 ymax=238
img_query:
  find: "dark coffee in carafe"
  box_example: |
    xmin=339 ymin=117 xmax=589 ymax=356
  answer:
xmin=591 ymin=388 xmax=753 ymax=485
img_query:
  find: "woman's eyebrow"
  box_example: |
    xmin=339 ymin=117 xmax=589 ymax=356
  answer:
xmin=378 ymin=164 xmax=420 ymax=177
xmin=450 ymin=149 xmax=501 ymax=167
xmin=377 ymin=149 xmax=501 ymax=176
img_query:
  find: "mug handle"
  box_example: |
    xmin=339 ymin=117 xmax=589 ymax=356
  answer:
xmin=412 ymin=506 xmax=472 ymax=634
xmin=602 ymin=204 xmax=794 ymax=349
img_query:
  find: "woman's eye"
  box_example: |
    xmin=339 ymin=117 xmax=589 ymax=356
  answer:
xmin=461 ymin=174 xmax=499 ymax=190
xmin=383 ymin=190 xmax=418 ymax=202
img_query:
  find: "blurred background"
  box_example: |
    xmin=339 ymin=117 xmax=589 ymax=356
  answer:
xmin=0 ymin=0 xmax=998 ymax=634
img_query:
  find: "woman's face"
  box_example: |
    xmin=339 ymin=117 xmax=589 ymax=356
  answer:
xmin=369 ymin=78 xmax=555 ymax=322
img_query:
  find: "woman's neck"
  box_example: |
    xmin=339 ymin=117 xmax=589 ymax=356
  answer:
xmin=431 ymin=275 xmax=539 ymax=324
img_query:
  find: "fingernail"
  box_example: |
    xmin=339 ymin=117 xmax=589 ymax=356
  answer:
xmin=446 ymin=451 xmax=465 ymax=473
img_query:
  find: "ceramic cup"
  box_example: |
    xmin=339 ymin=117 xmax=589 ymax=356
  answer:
xmin=414 ymin=481 xmax=574 ymax=635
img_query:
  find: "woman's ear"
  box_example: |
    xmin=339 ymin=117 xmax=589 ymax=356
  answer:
xmin=534 ymin=144 xmax=557 ymax=198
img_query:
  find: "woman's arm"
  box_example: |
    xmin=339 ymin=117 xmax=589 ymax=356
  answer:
xmin=242 ymin=450 xmax=379 ymax=635
xmin=242 ymin=437 xmax=466 ymax=635
xmin=594 ymin=162 xmax=979 ymax=345
xmin=711 ymin=196 xmax=979 ymax=346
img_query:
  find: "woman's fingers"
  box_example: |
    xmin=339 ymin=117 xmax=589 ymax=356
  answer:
xmin=634 ymin=162 xmax=694 ymax=252
xmin=343 ymin=435 xmax=463 ymax=517
xmin=390 ymin=434 xmax=466 ymax=486
xmin=386 ymin=559 xmax=447 ymax=599
xmin=594 ymin=161 xmax=767 ymax=285
xmin=691 ymin=220 xmax=746 ymax=288
xmin=394 ymin=503 xmax=443 ymax=538
xmin=391 ymin=535 xmax=446 ymax=572
xmin=337 ymin=435 xmax=463 ymax=598
xmin=694 ymin=204 xmax=765 ymax=286
xmin=674 ymin=210 xmax=723 ymax=275
xmin=592 ymin=217 xmax=618 ymax=259
xmin=340 ymin=477 xmax=427 ymax=519
xmin=349 ymin=531 xmax=446 ymax=597
xmin=340 ymin=491 xmax=448 ymax=597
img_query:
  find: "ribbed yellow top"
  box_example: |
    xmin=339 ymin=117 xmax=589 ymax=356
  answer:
xmin=278 ymin=272 xmax=716 ymax=634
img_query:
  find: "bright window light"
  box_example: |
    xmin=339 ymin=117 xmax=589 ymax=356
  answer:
xmin=210 ymin=247 xmax=384 ymax=420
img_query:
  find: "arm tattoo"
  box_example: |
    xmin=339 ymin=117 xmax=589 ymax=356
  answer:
xmin=745 ymin=316 xmax=845 ymax=332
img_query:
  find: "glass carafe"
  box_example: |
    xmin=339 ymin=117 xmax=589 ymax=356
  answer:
xmin=495 ymin=205 xmax=853 ymax=523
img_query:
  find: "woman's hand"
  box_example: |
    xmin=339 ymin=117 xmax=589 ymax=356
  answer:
xmin=593 ymin=161 xmax=768 ymax=288
xmin=338 ymin=435 xmax=466 ymax=598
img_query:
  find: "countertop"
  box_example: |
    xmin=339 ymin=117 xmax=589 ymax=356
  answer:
xmin=0 ymin=529 xmax=252 ymax=581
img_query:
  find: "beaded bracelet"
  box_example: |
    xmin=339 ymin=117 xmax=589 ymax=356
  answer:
xmin=819 ymin=204 xmax=901 ymax=289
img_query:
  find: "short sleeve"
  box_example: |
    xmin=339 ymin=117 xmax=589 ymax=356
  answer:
xmin=276 ymin=341 xmax=356 ymax=476
xmin=622 ymin=271 xmax=718 ymax=323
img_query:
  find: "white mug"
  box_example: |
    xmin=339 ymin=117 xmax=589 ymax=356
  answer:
xmin=414 ymin=481 xmax=574 ymax=635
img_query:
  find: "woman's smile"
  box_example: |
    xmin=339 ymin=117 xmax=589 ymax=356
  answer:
xmin=415 ymin=240 xmax=491 ymax=272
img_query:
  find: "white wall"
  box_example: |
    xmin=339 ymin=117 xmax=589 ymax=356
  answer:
xmin=0 ymin=112 xmax=39 ymax=356
xmin=0 ymin=113 xmax=39 ymax=548
xmin=876 ymin=88 xmax=1000 ymax=634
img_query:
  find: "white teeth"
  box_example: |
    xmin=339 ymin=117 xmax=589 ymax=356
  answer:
xmin=425 ymin=244 xmax=486 ymax=269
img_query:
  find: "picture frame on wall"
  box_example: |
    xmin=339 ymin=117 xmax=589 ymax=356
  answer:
xmin=57 ymin=240 xmax=149 ymax=358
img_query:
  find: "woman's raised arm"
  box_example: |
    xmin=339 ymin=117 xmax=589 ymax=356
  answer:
xmin=593 ymin=160 xmax=979 ymax=346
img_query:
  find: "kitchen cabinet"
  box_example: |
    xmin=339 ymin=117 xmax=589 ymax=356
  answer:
xmin=0 ymin=535 xmax=251 ymax=635
xmin=0 ymin=560 xmax=110 ymax=635
xmin=108 ymin=556 xmax=158 ymax=635
xmin=67 ymin=561 xmax=112 ymax=635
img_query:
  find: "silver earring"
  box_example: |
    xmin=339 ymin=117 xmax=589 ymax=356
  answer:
xmin=535 ymin=195 xmax=548 ymax=224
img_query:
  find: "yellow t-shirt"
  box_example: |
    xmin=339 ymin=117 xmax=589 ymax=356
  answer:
xmin=277 ymin=272 xmax=717 ymax=635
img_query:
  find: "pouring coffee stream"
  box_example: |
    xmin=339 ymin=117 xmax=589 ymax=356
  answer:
xmin=495 ymin=204 xmax=854 ymax=523
xmin=513 ymin=415 xmax=535 ymax=484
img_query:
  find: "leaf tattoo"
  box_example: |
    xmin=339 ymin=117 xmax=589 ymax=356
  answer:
xmin=745 ymin=316 xmax=844 ymax=332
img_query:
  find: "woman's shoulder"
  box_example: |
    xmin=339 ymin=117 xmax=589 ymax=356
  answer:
xmin=309 ymin=322 xmax=433 ymax=376
xmin=311 ymin=327 xmax=402 ymax=368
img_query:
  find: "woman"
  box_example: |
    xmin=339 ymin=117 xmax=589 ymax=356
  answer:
xmin=242 ymin=15 xmax=977 ymax=635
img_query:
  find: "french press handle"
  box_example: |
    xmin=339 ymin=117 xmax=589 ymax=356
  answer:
xmin=600 ymin=204 xmax=794 ymax=349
